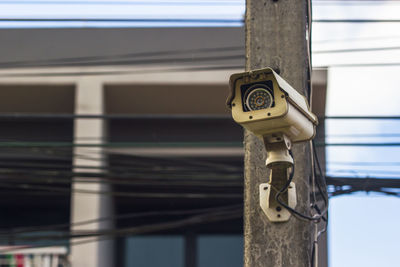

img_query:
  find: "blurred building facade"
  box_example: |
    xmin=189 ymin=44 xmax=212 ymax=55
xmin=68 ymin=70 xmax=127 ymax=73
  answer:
xmin=0 ymin=27 xmax=326 ymax=267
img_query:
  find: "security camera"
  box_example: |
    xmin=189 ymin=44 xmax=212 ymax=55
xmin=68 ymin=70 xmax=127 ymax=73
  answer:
xmin=227 ymin=67 xmax=318 ymax=144
xmin=226 ymin=67 xmax=318 ymax=222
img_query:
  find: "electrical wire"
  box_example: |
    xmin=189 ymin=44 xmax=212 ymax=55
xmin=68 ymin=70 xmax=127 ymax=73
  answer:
xmin=0 ymin=1 xmax=246 ymax=6
xmin=313 ymin=34 xmax=400 ymax=44
xmin=322 ymin=62 xmax=400 ymax=68
xmin=0 ymin=46 xmax=243 ymax=69
xmin=0 ymin=204 xmax=242 ymax=238
xmin=1 ymin=45 xmax=400 ymax=70
xmin=0 ymin=205 xmax=243 ymax=253
xmin=275 ymin=151 xmax=327 ymax=222
xmin=313 ymin=46 xmax=400 ymax=54
xmin=312 ymin=141 xmax=329 ymax=207
xmin=0 ymin=181 xmax=242 ymax=199
xmin=2 ymin=114 xmax=400 ymax=119
xmin=325 ymin=116 xmax=400 ymax=119
xmin=330 ymin=161 xmax=400 ymax=166
xmin=1 ymin=18 xmax=400 ymax=24
xmin=0 ymin=64 xmax=244 ymax=78
xmin=6 ymin=140 xmax=400 ymax=148
xmin=0 ymin=54 xmax=243 ymax=69
xmin=314 ymin=19 xmax=400 ymax=23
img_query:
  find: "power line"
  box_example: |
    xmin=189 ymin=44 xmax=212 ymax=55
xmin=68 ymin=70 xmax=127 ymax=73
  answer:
xmin=327 ymin=177 xmax=400 ymax=189
xmin=313 ymin=35 xmax=400 ymax=44
xmin=0 ymin=181 xmax=242 ymax=199
xmin=0 ymin=18 xmax=244 ymax=23
xmin=2 ymin=45 xmax=400 ymax=70
xmin=0 ymin=113 xmax=231 ymax=119
xmin=328 ymin=169 xmax=400 ymax=175
xmin=0 ymin=141 xmax=242 ymax=148
xmin=313 ymin=19 xmax=400 ymax=23
xmin=318 ymin=142 xmax=400 ymax=146
xmin=0 ymin=46 xmax=243 ymax=68
xmin=313 ymin=46 xmax=400 ymax=54
xmin=326 ymin=133 xmax=400 ymax=137
xmin=1 ymin=18 xmax=399 ymax=25
xmin=313 ymin=0 xmax=400 ymax=6
xmin=1 ymin=44 xmax=400 ymax=71
xmin=0 ymin=64 xmax=244 ymax=77
xmin=2 ymin=140 xmax=400 ymax=147
xmin=0 ymin=204 xmax=242 ymax=237
xmin=330 ymin=161 xmax=400 ymax=166
xmin=2 ymin=114 xmax=400 ymax=120
xmin=325 ymin=116 xmax=400 ymax=120
xmin=322 ymin=62 xmax=400 ymax=67
xmin=0 ymin=54 xmax=243 ymax=69
xmin=0 ymin=1 xmax=245 ymax=6
xmin=0 ymin=206 xmax=243 ymax=252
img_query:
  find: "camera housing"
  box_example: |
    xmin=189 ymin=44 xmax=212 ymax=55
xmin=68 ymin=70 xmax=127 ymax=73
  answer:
xmin=227 ymin=67 xmax=318 ymax=143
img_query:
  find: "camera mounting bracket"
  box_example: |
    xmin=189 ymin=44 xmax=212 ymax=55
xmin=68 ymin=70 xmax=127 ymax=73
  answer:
xmin=259 ymin=134 xmax=297 ymax=222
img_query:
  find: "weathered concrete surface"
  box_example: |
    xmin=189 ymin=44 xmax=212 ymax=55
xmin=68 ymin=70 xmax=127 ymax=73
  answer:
xmin=244 ymin=0 xmax=313 ymax=266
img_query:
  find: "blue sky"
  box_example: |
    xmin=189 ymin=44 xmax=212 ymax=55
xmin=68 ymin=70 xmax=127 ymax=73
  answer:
xmin=312 ymin=2 xmax=400 ymax=266
xmin=0 ymin=0 xmax=399 ymax=266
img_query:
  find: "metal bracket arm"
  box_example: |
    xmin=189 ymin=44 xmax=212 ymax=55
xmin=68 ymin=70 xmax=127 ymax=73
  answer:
xmin=259 ymin=167 xmax=297 ymax=222
xmin=259 ymin=134 xmax=297 ymax=222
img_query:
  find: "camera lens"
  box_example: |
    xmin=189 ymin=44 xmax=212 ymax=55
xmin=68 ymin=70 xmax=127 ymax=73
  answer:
xmin=245 ymin=87 xmax=273 ymax=111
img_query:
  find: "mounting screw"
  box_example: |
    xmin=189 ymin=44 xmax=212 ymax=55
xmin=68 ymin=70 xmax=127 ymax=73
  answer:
xmin=276 ymin=206 xmax=282 ymax=212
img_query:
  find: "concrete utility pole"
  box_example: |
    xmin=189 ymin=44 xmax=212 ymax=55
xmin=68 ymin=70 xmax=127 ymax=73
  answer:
xmin=244 ymin=1 xmax=313 ymax=267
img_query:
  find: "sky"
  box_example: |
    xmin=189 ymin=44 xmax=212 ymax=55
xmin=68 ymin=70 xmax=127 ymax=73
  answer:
xmin=0 ymin=0 xmax=399 ymax=266
xmin=312 ymin=2 xmax=400 ymax=266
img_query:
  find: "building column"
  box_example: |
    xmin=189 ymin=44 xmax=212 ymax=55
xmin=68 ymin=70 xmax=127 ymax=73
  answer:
xmin=70 ymin=79 xmax=114 ymax=267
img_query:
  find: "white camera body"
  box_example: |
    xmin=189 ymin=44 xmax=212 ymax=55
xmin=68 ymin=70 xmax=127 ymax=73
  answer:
xmin=227 ymin=67 xmax=318 ymax=143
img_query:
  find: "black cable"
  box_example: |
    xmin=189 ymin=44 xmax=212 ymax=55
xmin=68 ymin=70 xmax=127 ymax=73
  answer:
xmin=0 ymin=113 xmax=231 ymax=119
xmin=314 ymin=19 xmax=400 ymax=23
xmin=4 ymin=114 xmax=400 ymax=119
xmin=318 ymin=142 xmax=400 ymax=147
xmin=0 ymin=204 xmax=243 ymax=238
xmin=0 ymin=163 xmax=242 ymax=180
xmin=0 ymin=18 xmax=244 ymax=23
xmin=322 ymin=62 xmax=400 ymax=68
xmin=325 ymin=116 xmax=400 ymax=120
xmin=0 ymin=142 xmax=242 ymax=173
xmin=0 ymin=181 xmax=242 ymax=199
xmin=313 ymin=0 xmax=400 ymax=4
xmin=314 ymin=46 xmax=400 ymax=54
xmin=0 ymin=54 xmax=243 ymax=69
xmin=8 ymin=140 xmax=400 ymax=148
xmin=0 ymin=1 xmax=245 ymax=6
xmin=0 ymin=206 xmax=243 ymax=251
xmin=312 ymin=141 xmax=329 ymax=206
xmin=275 ymin=151 xmax=327 ymax=222
xmin=0 ymin=46 xmax=242 ymax=67
xmin=330 ymin=161 xmax=400 ymax=166
xmin=0 ymin=64 xmax=244 ymax=78
xmin=2 ymin=18 xmax=400 ymax=24
xmin=313 ymin=34 xmax=400 ymax=44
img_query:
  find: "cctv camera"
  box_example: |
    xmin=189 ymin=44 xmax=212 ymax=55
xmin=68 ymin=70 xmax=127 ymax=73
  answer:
xmin=227 ymin=67 xmax=318 ymax=143
xmin=226 ymin=67 xmax=318 ymax=222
